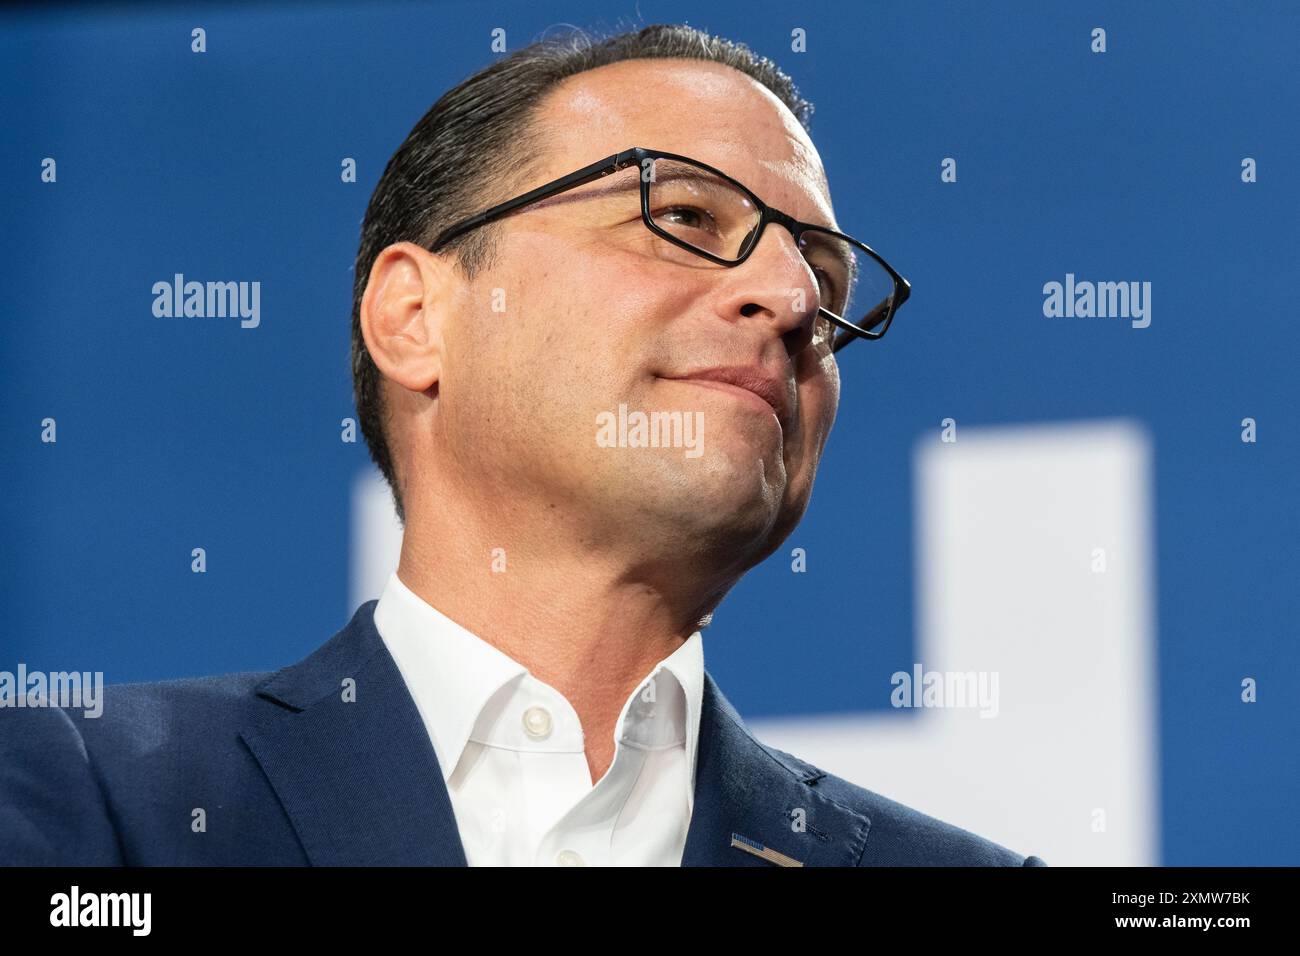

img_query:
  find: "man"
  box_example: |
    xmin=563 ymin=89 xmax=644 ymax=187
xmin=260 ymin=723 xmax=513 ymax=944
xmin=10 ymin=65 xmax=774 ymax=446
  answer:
xmin=1 ymin=24 xmax=1046 ymax=867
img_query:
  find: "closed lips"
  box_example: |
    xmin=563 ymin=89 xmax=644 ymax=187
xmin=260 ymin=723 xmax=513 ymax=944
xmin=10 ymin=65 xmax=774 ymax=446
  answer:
xmin=662 ymin=366 xmax=791 ymax=427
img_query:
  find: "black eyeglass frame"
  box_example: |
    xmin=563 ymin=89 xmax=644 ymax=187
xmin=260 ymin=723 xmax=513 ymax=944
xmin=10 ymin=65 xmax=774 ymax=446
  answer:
xmin=428 ymin=146 xmax=911 ymax=353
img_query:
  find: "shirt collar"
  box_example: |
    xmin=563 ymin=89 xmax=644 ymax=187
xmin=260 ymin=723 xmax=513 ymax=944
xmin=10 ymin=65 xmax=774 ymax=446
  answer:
xmin=372 ymin=571 xmax=705 ymax=812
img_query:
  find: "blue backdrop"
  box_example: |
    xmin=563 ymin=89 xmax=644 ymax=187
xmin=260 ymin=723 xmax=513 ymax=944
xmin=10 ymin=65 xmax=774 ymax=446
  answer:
xmin=2 ymin=0 xmax=1296 ymax=865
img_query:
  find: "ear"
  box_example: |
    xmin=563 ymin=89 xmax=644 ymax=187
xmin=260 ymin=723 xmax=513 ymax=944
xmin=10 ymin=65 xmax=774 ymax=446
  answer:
xmin=359 ymin=241 xmax=456 ymax=394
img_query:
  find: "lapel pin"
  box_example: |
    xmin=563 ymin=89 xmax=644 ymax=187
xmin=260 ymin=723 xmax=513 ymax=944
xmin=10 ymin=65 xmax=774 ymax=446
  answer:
xmin=730 ymin=832 xmax=804 ymax=867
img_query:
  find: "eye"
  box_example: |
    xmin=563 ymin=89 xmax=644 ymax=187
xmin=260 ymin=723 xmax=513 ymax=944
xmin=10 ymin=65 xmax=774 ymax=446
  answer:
xmin=810 ymin=265 xmax=839 ymax=313
xmin=656 ymin=204 xmax=721 ymax=236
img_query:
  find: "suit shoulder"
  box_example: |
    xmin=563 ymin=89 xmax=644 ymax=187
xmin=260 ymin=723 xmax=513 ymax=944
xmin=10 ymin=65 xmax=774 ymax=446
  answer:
xmin=66 ymin=670 xmax=273 ymax=752
xmin=0 ymin=670 xmax=267 ymax=730
xmin=90 ymin=670 xmax=269 ymax=715
xmin=1 ymin=669 xmax=288 ymax=865
xmin=757 ymin=742 xmax=1047 ymax=866
xmin=99 ymin=670 xmax=271 ymax=708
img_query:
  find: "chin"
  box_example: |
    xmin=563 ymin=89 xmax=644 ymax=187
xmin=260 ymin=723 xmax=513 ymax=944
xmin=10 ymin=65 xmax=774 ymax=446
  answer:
xmin=593 ymin=436 xmax=790 ymax=542
xmin=671 ymin=459 xmax=785 ymax=544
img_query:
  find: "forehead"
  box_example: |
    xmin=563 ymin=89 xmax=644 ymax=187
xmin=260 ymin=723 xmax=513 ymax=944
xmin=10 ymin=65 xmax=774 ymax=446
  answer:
xmin=531 ymin=58 xmax=836 ymax=228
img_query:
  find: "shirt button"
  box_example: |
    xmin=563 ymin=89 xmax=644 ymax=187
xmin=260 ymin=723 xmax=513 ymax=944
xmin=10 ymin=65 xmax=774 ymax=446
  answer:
xmin=555 ymin=849 xmax=585 ymax=866
xmin=522 ymin=705 xmax=553 ymax=740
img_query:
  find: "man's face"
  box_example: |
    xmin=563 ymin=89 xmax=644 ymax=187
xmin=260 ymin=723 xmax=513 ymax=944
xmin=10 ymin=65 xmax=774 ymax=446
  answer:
xmin=436 ymin=58 xmax=841 ymax=573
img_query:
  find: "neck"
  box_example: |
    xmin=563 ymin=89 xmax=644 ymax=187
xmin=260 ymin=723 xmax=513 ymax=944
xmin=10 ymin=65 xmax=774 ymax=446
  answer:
xmin=395 ymin=471 xmax=734 ymax=784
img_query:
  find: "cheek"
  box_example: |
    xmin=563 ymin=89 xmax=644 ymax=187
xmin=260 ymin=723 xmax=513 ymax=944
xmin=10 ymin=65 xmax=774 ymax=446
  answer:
xmin=818 ymin=363 xmax=841 ymax=434
xmin=582 ymin=260 xmax=686 ymax=364
xmin=463 ymin=288 xmax=639 ymax=437
xmin=513 ymin=236 xmax=667 ymax=347
xmin=797 ymin=352 xmax=840 ymax=444
xmin=533 ymin=262 xmax=691 ymax=399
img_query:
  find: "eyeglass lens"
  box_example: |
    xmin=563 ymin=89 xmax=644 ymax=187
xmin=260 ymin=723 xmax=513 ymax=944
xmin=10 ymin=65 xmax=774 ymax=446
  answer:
xmin=645 ymin=157 xmax=897 ymax=340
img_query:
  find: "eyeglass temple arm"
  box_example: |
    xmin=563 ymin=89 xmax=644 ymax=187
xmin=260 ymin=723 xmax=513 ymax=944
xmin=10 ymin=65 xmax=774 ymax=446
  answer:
xmin=429 ymin=148 xmax=642 ymax=252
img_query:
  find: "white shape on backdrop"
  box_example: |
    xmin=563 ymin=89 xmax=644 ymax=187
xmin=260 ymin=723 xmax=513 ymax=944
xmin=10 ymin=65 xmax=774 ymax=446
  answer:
xmin=350 ymin=418 xmax=1159 ymax=866
xmin=749 ymin=418 xmax=1159 ymax=865
xmin=349 ymin=472 xmax=403 ymax=617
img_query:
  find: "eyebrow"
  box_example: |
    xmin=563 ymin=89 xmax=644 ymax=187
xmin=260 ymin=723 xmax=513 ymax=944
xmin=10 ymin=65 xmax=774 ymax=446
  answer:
xmin=528 ymin=160 xmax=840 ymax=233
xmin=526 ymin=167 xmax=643 ymax=212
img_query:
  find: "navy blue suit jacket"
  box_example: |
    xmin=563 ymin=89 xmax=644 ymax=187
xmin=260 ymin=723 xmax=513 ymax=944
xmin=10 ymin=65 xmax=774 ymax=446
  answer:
xmin=1 ymin=601 xmax=1047 ymax=866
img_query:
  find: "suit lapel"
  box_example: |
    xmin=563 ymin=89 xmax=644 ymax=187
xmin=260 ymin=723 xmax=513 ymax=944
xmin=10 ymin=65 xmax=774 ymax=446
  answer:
xmin=681 ymin=671 xmax=871 ymax=867
xmin=239 ymin=600 xmax=468 ymax=866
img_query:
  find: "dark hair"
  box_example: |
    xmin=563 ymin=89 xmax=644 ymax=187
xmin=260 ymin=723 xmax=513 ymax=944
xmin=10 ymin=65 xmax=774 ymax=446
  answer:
xmin=350 ymin=23 xmax=815 ymax=524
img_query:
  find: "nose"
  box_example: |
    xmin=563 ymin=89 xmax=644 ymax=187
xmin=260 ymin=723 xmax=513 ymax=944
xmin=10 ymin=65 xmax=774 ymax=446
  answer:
xmin=713 ymin=217 xmax=822 ymax=356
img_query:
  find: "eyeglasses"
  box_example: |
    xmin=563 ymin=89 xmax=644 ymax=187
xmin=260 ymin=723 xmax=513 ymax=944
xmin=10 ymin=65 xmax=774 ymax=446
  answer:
xmin=428 ymin=146 xmax=911 ymax=354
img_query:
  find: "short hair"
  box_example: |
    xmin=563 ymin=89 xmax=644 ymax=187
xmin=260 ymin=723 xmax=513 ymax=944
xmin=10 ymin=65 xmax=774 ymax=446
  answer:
xmin=350 ymin=23 xmax=815 ymax=524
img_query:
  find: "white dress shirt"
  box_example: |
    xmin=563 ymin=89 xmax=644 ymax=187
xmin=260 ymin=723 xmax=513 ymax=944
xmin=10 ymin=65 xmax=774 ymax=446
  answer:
xmin=372 ymin=571 xmax=705 ymax=866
